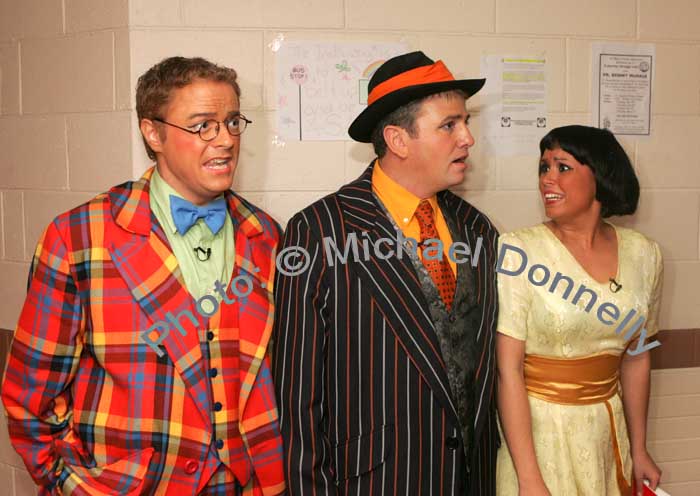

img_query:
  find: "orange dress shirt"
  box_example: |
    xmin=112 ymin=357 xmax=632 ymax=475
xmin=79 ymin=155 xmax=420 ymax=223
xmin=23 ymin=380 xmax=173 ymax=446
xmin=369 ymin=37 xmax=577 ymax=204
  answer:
xmin=371 ymin=161 xmax=456 ymax=276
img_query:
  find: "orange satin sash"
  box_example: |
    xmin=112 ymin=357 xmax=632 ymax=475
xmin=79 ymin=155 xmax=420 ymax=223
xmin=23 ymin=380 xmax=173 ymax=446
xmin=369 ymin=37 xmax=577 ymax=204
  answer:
xmin=523 ymin=353 xmax=632 ymax=495
xmin=523 ymin=353 xmax=621 ymax=405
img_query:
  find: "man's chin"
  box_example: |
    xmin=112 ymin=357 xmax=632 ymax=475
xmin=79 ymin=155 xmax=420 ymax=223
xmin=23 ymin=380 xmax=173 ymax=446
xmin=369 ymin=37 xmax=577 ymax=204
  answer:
xmin=445 ymin=171 xmax=466 ymax=190
xmin=202 ymin=172 xmax=235 ymax=189
xmin=200 ymin=181 xmax=234 ymax=200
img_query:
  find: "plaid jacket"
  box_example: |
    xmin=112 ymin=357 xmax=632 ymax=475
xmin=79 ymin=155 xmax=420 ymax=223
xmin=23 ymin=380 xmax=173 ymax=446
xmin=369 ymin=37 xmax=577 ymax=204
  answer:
xmin=1 ymin=168 xmax=286 ymax=495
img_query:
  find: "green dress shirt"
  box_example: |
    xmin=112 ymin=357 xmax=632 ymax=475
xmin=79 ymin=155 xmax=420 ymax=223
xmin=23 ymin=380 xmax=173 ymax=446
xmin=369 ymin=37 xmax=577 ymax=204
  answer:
xmin=149 ymin=168 xmax=235 ymax=312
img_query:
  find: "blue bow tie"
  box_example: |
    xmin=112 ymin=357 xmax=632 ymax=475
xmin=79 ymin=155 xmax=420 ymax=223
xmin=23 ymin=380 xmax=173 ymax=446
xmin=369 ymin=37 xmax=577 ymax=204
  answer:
xmin=169 ymin=195 xmax=227 ymax=235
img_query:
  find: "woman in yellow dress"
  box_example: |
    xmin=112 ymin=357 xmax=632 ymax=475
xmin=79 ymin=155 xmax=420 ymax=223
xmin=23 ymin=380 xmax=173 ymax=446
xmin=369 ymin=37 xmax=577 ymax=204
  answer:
xmin=496 ymin=125 xmax=663 ymax=496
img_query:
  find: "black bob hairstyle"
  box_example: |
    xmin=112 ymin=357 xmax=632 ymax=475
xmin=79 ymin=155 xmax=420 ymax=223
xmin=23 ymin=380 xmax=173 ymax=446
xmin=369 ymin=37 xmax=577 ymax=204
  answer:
xmin=539 ymin=125 xmax=640 ymax=218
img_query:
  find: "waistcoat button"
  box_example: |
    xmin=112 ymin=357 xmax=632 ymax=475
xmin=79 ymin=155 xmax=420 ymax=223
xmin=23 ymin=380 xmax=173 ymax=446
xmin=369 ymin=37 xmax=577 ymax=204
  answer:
xmin=184 ymin=459 xmax=199 ymax=474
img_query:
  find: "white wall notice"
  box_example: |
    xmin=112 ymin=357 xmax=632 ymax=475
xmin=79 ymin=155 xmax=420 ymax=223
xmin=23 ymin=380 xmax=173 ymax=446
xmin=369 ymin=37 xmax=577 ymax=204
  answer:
xmin=276 ymin=41 xmax=407 ymax=141
xmin=592 ymin=43 xmax=655 ymax=136
xmin=479 ymin=55 xmax=548 ymax=156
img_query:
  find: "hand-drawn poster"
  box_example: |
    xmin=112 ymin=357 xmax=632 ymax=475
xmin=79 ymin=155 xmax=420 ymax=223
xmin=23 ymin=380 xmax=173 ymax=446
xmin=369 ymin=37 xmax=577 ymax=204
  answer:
xmin=592 ymin=43 xmax=655 ymax=136
xmin=276 ymin=41 xmax=407 ymax=141
xmin=480 ymin=55 xmax=548 ymax=156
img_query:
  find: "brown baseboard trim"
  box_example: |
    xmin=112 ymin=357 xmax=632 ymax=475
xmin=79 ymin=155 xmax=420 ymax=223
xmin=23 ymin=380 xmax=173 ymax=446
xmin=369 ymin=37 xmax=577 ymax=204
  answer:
xmin=1 ymin=327 xmax=700 ymax=372
xmin=650 ymin=329 xmax=700 ymax=370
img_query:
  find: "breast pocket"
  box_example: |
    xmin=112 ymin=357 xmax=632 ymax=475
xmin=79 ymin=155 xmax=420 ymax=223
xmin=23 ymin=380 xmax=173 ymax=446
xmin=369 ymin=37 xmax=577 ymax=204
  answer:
xmin=332 ymin=424 xmax=393 ymax=483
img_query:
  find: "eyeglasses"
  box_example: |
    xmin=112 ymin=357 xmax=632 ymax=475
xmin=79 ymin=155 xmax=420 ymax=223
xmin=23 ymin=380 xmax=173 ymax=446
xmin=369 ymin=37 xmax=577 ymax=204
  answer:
xmin=153 ymin=114 xmax=252 ymax=141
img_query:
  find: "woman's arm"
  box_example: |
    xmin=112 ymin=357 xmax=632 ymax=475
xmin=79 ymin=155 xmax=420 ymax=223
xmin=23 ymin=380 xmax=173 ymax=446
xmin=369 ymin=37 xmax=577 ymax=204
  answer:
xmin=497 ymin=333 xmax=551 ymax=495
xmin=620 ymin=348 xmax=662 ymax=494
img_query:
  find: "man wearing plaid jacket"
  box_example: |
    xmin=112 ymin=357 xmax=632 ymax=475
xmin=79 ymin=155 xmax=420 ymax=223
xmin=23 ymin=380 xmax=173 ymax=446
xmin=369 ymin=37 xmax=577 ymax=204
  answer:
xmin=1 ymin=57 xmax=285 ymax=495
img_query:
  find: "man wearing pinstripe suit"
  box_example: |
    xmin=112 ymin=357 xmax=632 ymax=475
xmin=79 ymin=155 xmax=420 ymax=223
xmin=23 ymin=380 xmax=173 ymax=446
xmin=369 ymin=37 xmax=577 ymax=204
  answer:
xmin=272 ymin=51 xmax=500 ymax=495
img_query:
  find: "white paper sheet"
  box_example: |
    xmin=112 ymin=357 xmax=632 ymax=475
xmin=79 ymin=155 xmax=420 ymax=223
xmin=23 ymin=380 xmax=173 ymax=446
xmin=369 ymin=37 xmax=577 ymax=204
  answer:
xmin=591 ymin=43 xmax=655 ymax=136
xmin=276 ymin=41 xmax=407 ymax=141
xmin=479 ymin=55 xmax=548 ymax=156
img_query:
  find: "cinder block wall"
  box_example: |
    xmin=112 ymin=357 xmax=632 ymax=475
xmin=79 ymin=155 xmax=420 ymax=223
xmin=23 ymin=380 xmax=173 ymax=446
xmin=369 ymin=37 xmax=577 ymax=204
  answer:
xmin=0 ymin=1 xmax=132 ymax=493
xmin=1 ymin=0 xmax=699 ymax=494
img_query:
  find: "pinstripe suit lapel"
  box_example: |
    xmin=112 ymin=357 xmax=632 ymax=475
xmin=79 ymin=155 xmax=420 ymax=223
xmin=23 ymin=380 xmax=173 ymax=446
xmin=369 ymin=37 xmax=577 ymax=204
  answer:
xmin=107 ymin=169 xmax=212 ymax=429
xmin=438 ymin=191 xmax=478 ymax=311
xmin=337 ymin=164 xmax=460 ymax=425
xmin=441 ymin=190 xmax=498 ymax=452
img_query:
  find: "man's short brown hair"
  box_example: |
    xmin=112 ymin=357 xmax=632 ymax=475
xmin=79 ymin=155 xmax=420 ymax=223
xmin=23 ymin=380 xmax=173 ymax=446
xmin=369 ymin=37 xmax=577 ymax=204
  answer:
xmin=136 ymin=56 xmax=241 ymax=160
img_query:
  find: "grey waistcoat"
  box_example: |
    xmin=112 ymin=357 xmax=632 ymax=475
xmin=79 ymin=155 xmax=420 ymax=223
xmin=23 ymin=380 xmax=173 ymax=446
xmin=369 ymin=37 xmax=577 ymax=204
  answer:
xmin=374 ymin=194 xmax=480 ymax=462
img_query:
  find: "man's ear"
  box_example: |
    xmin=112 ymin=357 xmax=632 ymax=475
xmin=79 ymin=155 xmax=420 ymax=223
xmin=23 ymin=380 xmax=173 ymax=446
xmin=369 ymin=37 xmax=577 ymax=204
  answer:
xmin=140 ymin=119 xmax=164 ymax=154
xmin=383 ymin=125 xmax=410 ymax=159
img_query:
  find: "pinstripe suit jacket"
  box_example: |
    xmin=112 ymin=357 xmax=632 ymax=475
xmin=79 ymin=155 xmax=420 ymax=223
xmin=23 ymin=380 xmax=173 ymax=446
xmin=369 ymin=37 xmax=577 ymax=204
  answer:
xmin=272 ymin=162 xmax=500 ymax=495
xmin=1 ymin=168 xmax=285 ymax=495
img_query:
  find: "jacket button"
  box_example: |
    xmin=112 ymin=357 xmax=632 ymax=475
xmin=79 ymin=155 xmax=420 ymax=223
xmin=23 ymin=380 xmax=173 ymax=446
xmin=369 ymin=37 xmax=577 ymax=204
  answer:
xmin=209 ymin=368 xmax=218 ymax=378
xmin=446 ymin=436 xmax=459 ymax=450
xmin=214 ymin=401 xmax=222 ymax=411
xmin=215 ymin=439 xmax=224 ymax=450
xmin=207 ymin=331 xmax=215 ymax=341
xmin=184 ymin=459 xmax=199 ymax=474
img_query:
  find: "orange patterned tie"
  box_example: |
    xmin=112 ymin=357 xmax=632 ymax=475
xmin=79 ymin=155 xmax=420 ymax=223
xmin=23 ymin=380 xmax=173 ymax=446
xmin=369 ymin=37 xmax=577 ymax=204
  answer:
xmin=414 ymin=200 xmax=456 ymax=311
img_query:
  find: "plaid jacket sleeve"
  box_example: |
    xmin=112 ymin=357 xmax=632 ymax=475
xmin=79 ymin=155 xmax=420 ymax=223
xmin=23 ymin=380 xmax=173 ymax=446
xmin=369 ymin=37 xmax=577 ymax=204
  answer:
xmin=1 ymin=218 xmax=85 ymax=494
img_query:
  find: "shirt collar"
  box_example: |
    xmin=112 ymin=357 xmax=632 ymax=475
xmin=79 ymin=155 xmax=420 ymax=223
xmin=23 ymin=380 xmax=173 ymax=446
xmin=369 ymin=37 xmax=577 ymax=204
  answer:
xmin=149 ymin=167 xmax=179 ymax=234
xmin=371 ymin=159 xmax=440 ymax=223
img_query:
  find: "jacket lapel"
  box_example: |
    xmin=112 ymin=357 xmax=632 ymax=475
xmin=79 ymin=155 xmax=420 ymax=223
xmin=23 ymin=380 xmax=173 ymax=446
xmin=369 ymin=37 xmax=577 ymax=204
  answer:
xmin=336 ymin=163 xmax=460 ymax=424
xmin=221 ymin=191 xmax=278 ymax=422
xmin=438 ymin=191 xmax=478 ymax=310
xmin=441 ymin=190 xmax=499 ymax=447
xmin=106 ymin=167 xmax=212 ymax=428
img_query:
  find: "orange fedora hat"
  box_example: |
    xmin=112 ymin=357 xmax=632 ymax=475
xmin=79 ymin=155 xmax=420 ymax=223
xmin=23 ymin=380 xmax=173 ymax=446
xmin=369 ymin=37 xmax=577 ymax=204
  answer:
xmin=348 ymin=51 xmax=485 ymax=143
